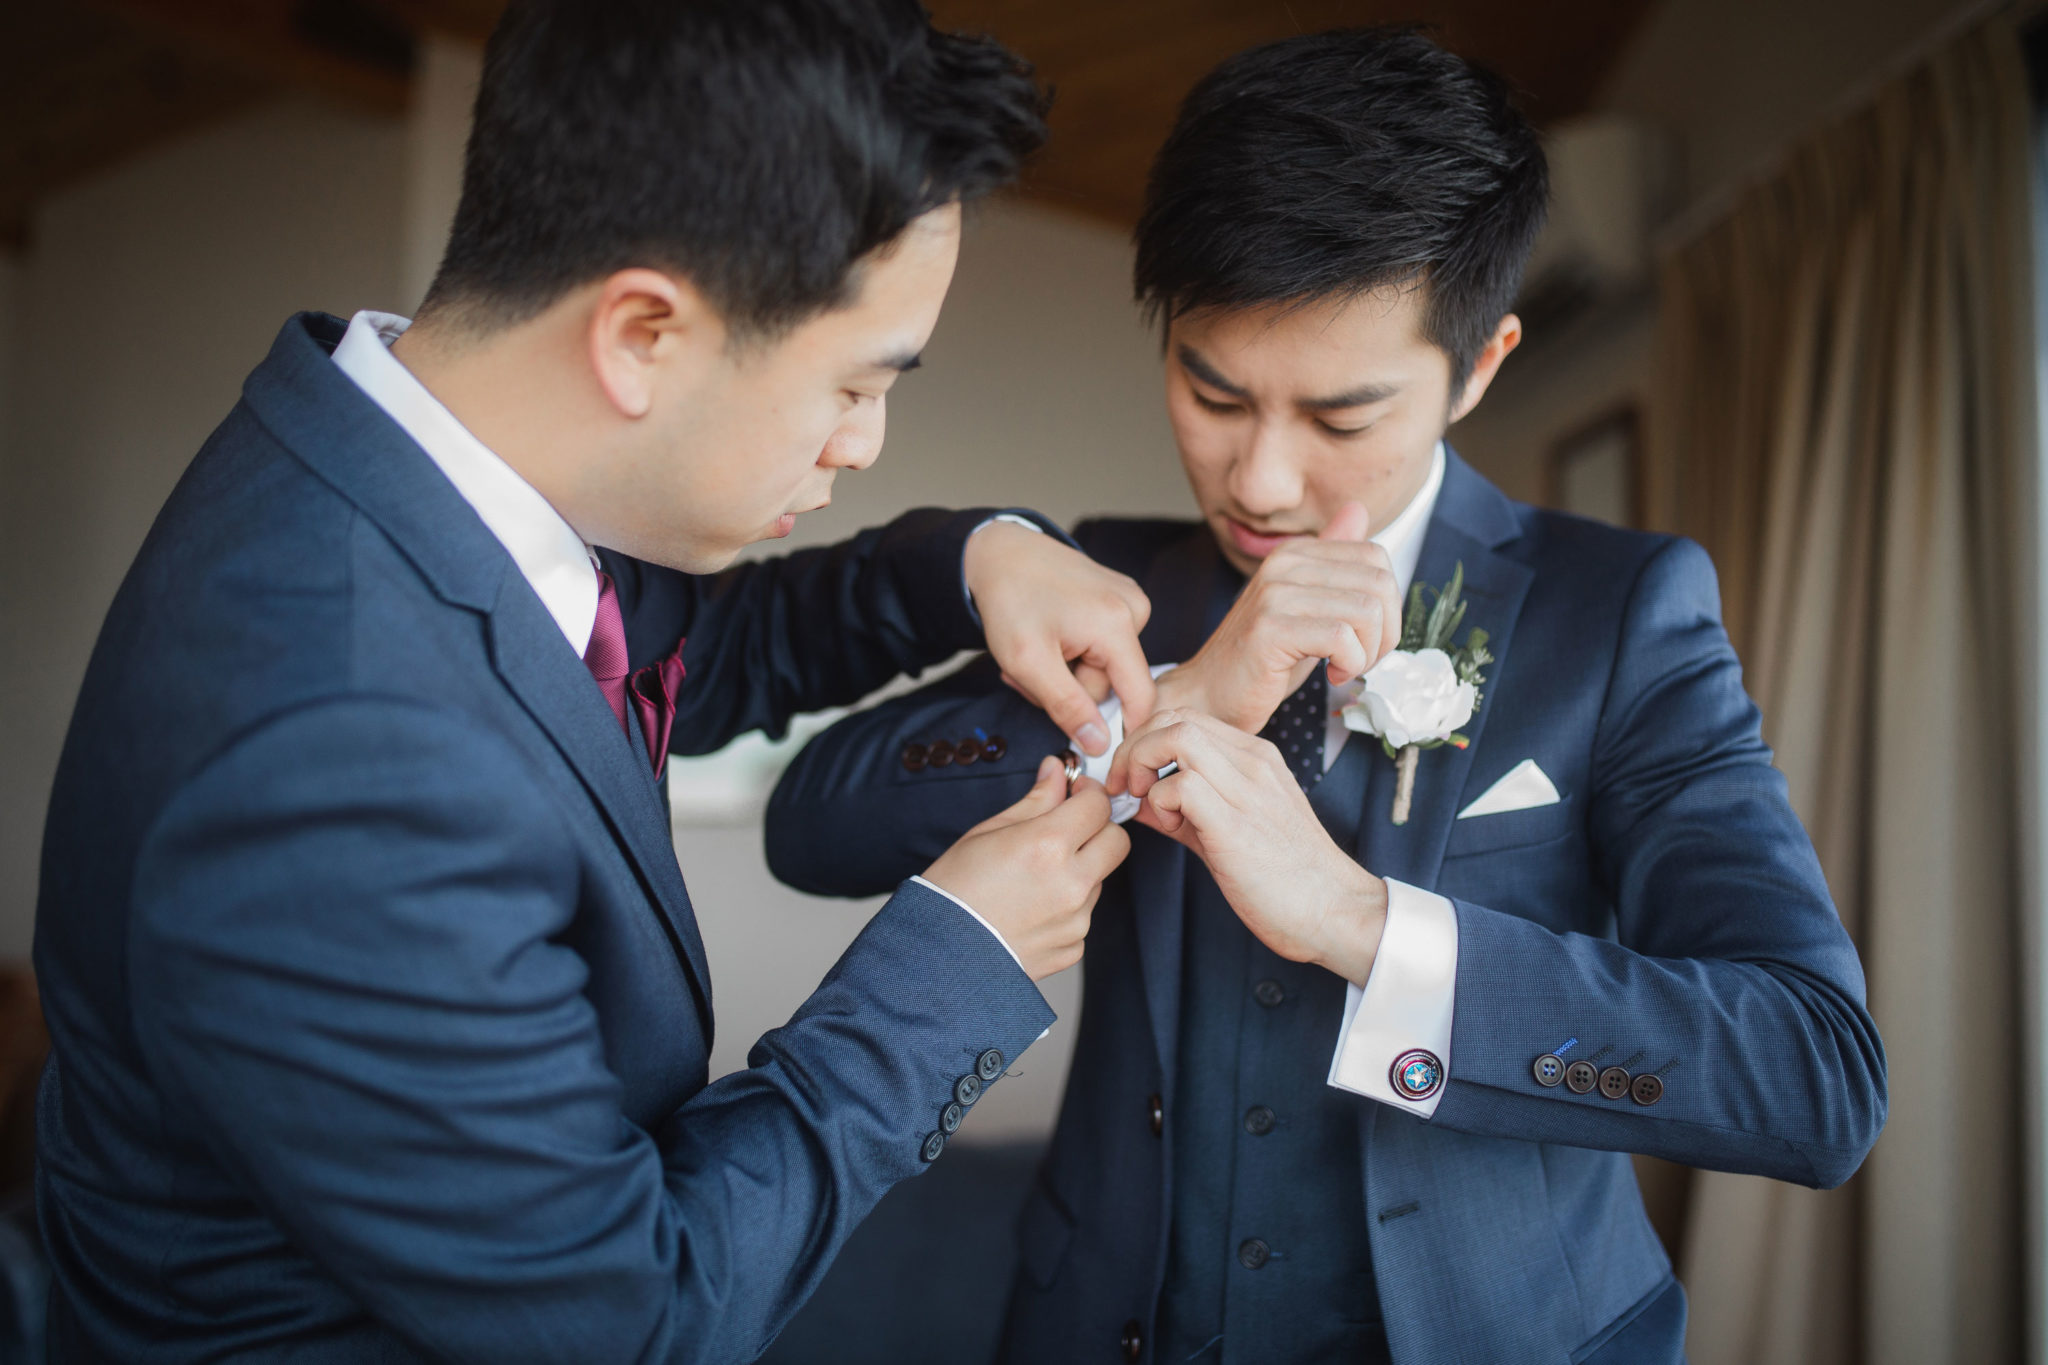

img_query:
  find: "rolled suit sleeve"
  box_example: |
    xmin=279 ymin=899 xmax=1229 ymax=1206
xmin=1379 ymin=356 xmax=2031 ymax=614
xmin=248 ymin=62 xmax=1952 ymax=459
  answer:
xmin=1426 ymin=538 xmax=1886 ymax=1188
xmin=128 ymin=696 xmax=1055 ymax=1365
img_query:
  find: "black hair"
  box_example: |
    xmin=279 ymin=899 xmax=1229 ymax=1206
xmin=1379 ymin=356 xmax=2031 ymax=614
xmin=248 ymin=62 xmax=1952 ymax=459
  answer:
xmin=1134 ymin=26 xmax=1548 ymax=397
xmin=423 ymin=0 xmax=1047 ymax=337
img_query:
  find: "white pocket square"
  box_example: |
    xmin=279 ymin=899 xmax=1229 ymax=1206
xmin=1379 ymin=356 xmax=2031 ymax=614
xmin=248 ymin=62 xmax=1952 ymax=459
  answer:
xmin=1457 ymin=759 xmax=1561 ymax=819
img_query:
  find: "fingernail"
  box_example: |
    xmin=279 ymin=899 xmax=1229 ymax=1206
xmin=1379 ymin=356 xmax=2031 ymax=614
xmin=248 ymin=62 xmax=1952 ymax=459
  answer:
xmin=1076 ymin=722 xmax=1108 ymax=755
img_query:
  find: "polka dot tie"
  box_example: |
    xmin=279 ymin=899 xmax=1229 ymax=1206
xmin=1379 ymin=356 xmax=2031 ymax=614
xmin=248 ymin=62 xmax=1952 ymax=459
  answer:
xmin=1259 ymin=669 xmax=1328 ymax=792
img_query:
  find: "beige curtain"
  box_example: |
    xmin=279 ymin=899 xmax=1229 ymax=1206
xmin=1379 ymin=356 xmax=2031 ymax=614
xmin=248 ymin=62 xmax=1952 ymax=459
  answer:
xmin=1643 ymin=18 xmax=2037 ymax=1365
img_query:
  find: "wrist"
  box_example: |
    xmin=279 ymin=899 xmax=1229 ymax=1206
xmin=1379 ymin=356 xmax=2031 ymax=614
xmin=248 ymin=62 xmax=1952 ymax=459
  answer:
xmin=1311 ymin=862 xmax=1390 ymax=986
xmin=962 ymin=518 xmax=1041 ymax=602
xmin=1152 ymin=663 xmax=1210 ymax=717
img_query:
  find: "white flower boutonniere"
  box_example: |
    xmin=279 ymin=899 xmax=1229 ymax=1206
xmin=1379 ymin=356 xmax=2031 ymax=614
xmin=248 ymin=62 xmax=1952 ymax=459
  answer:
xmin=1341 ymin=562 xmax=1493 ymax=824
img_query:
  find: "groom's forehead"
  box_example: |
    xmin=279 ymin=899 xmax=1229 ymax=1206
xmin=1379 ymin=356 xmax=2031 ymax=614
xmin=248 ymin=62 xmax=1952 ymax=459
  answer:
xmin=1173 ymin=292 xmax=1435 ymax=390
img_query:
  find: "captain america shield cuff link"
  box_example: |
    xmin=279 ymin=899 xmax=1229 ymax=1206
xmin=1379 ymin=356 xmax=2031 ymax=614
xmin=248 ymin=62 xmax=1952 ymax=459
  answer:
xmin=1390 ymin=1049 xmax=1443 ymax=1101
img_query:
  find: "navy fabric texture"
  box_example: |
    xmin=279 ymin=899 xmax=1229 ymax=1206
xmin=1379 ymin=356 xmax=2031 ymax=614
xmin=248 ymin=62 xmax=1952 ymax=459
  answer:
xmin=32 ymin=313 xmax=1058 ymax=1364
xmin=766 ymin=450 xmax=1886 ymax=1365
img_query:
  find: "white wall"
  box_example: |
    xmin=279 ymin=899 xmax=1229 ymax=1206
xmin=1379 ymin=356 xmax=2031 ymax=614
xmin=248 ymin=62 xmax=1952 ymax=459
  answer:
xmin=0 ymin=99 xmax=408 ymax=960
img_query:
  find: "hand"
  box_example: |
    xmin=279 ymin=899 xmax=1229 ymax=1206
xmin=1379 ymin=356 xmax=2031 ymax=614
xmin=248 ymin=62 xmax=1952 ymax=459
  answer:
xmin=1130 ymin=504 xmax=1398 ymax=774
xmin=922 ymin=756 xmax=1132 ymax=981
xmin=1119 ymin=709 xmax=1387 ymax=984
xmin=964 ymin=521 xmax=1154 ymax=756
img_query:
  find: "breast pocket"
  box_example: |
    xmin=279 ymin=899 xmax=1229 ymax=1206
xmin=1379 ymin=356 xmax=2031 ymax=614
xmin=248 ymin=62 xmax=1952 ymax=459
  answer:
xmin=1442 ymin=796 xmax=1580 ymax=860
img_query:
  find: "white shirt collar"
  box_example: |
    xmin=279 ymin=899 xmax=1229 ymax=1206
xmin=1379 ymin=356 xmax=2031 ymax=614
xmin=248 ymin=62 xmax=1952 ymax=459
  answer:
xmin=1371 ymin=440 xmax=1446 ymax=599
xmin=331 ymin=310 xmax=599 ymax=655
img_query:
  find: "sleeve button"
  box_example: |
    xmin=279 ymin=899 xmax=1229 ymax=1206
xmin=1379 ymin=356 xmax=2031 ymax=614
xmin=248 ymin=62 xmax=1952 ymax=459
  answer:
xmin=1630 ymin=1073 xmax=1664 ymax=1106
xmin=954 ymin=1073 xmax=982 ymax=1107
xmin=1533 ymin=1054 xmax=1565 ymax=1087
xmin=1597 ymin=1066 xmax=1631 ymax=1100
xmin=982 ymin=735 xmax=1007 ymax=761
xmin=939 ymin=1101 xmax=964 ymax=1134
xmin=920 ymin=1131 xmax=946 ymax=1162
xmin=928 ymin=740 xmax=956 ymax=768
xmin=954 ymin=738 xmax=981 ymax=765
xmin=976 ymin=1048 xmax=1005 ymax=1081
xmin=901 ymin=743 xmax=928 ymax=772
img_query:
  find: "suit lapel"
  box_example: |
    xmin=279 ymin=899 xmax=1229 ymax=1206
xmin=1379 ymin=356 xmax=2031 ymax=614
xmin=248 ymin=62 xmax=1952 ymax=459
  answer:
xmin=1131 ymin=528 xmax=1226 ymax=1089
xmin=245 ymin=314 xmax=716 ymax=1037
xmin=1357 ymin=452 xmax=1534 ymax=891
xmin=489 ymin=570 xmax=716 ymax=1037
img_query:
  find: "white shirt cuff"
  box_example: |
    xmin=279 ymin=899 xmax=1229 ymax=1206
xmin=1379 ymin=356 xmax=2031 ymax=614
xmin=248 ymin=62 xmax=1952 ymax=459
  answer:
xmin=1326 ymin=879 xmax=1459 ymax=1117
xmin=1074 ymin=664 xmax=1179 ymax=824
xmin=908 ymin=875 xmax=1052 ymax=1040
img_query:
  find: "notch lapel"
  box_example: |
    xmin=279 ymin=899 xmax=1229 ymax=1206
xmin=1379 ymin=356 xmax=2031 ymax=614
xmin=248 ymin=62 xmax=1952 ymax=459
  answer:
xmin=490 ymin=583 xmax=716 ymax=1036
xmin=1131 ymin=528 xmax=1229 ymax=1088
xmin=244 ymin=315 xmax=716 ymax=1037
xmin=1357 ymin=453 xmax=1534 ymax=891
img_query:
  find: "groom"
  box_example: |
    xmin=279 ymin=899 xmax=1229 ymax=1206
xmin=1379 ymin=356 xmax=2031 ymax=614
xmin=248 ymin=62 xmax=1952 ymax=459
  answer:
xmin=769 ymin=27 xmax=1886 ymax=1364
xmin=33 ymin=3 xmax=1153 ymax=1361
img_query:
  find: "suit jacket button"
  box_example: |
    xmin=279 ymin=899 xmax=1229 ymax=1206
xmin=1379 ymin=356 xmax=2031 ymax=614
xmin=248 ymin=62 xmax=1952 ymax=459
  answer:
xmin=1631 ymin=1073 xmax=1665 ymax=1106
xmin=901 ymin=743 xmax=928 ymax=772
xmin=928 ymin=739 xmax=956 ymax=767
xmin=1253 ymin=979 xmax=1286 ymax=1008
xmin=976 ymin=1048 xmax=1006 ymax=1081
xmin=920 ymin=1131 xmax=946 ymax=1163
xmin=954 ymin=1073 xmax=982 ymax=1107
xmin=982 ymin=735 xmax=1007 ymax=762
xmin=939 ymin=1101 xmax=964 ymax=1134
xmin=1148 ymin=1093 xmax=1164 ymax=1137
xmin=1598 ymin=1066 xmax=1631 ymax=1099
xmin=1243 ymin=1105 xmax=1276 ymax=1136
xmin=1237 ymin=1238 xmax=1271 ymax=1270
xmin=955 ymin=737 xmax=981 ymax=765
xmin=1120 ymin=1319 xmax=1144 ymax=1362
xmin=1533 ymin=1054 xmax=1566 ymax=1087
xmin=1564 ymin=1060 xmax=1599 ymax=1093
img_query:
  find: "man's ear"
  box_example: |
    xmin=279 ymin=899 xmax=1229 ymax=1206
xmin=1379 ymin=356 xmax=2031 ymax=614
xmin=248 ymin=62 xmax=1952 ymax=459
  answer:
xmin=1447 ymin=313 xmax=1524 ymax=425
xmin=586 ymin=268 xmax=726 ymax=420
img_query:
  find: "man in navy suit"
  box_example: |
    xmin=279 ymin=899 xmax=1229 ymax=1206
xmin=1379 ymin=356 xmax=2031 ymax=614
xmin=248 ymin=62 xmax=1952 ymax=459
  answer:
xmin=31 ymin=3 xmax=1155 ymax=1361
xmin=769 ymin=29 xmax=1887 ymax=1364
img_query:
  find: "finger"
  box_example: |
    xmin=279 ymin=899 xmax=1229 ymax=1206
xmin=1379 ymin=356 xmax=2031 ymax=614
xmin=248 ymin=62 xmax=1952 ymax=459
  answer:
xmin=969 ymin=754 xmax=1067 ymax=835
xmin=1123 ymin=714 xmax=1255 ymax=802
xmin=1090 ymin=628 xmax=1157 ymax=732
xmin=1141 ymin=769 xmax=1221 ymax=851
xmin=1039 ymin=777 xmax=1115 ymax=846
xmin=1077 ymin=818 xmax=1131 ymax=881
xmin=1112 ymin=572 xmax=1153 ymax=632
xmin=1072 ymin=661 xmax=1113 ymax=705
xmin=1010 ymin=642 xmax=1112 ymax=756
xmin=1321 ymin=500 xmax=1372 ymax=543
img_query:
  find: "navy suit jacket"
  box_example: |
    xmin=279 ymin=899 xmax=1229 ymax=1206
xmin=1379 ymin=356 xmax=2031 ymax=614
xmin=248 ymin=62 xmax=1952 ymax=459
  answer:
xmin=767 ymin=452 xmax=1888 ymax=1364
xmin=32 ymin=313 xmax=1056 ymax=1363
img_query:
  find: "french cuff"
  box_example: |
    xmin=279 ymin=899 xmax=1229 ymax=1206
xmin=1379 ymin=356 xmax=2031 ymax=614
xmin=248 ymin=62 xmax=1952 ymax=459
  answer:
xmin=1326 ymin=879 xmax=1459 ymax=1116
xmin=962 ymin=513 xmax=1049 ymax=625
xmin=1073 ymin=664 xmax=1179 ymax=824
xmin=909 ymin=874 xmax=1051 ymax=1040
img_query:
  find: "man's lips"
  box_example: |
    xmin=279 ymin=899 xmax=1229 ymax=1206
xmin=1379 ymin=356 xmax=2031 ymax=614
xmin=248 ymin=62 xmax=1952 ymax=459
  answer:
xmin=1225 ymin=517 xmax=1312 ymax=558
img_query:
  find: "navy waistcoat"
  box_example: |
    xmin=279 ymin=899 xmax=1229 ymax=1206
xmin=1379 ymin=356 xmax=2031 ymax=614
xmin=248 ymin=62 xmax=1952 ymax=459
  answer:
xmin=1159 ymin=734 xmax=1391 ymax=1364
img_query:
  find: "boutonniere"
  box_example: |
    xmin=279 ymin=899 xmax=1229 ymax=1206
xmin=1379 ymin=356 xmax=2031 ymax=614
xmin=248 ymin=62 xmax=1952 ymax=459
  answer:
xmin=1340 ymin=563 xmax=1492 ymax=825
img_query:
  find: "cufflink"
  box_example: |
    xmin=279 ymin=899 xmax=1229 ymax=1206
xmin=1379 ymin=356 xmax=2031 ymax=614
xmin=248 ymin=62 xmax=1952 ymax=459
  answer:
xmin=1390 ymin=1049 xmax=1443 ymax=1101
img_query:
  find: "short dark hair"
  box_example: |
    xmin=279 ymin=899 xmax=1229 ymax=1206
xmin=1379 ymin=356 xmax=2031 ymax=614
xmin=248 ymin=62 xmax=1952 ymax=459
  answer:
xmin=424 ymin=0 xmax=1047 ymax=337
xmin=1134 ymin=27 xmax=1548 ymax=396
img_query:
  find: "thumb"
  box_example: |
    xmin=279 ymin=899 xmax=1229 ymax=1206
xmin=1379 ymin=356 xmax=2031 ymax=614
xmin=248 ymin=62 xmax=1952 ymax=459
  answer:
xmin=970 ymin=754 xmax=1068 ymax=835
xmin=1321 ymin=501 xmax=1372 ymax=544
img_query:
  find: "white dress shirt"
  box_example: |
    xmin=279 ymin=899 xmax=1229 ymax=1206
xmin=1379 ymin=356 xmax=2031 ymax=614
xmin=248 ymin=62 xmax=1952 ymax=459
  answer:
xmin=1078 ymin=442 xmax=1461 ymax=1117
xmin=329 ymin=310 xmax=1037 ymax=983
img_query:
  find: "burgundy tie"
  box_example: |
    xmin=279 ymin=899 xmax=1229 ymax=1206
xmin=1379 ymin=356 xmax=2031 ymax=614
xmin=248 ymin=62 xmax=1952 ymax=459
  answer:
xmin=584 ymin=571 xmax=685 ymax=778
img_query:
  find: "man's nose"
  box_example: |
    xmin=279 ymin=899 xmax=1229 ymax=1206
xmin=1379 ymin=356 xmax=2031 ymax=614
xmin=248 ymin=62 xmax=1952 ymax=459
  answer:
xmin=1228 ymin=420 xmax=1306 ymax=515
xmin=822 ymin=397 xmax=886 ymax=472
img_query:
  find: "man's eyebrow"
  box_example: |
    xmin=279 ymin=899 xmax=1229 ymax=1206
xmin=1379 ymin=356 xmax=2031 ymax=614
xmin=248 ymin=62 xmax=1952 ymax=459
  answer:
xmin=1300 ymin=381 xmax=1400 ymax=412
xmin=1179 ymin=343 xmax=1397 ymax=410
xmin=1176 ymin=345 xmax=1250 ymax=400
